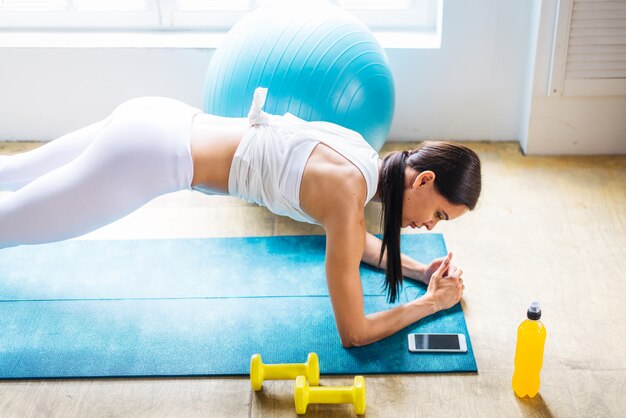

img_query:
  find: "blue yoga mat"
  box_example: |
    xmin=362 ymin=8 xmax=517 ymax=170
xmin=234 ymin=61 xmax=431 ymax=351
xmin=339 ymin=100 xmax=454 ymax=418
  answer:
xmin=0 ymin=234 xmax=476 ymax=379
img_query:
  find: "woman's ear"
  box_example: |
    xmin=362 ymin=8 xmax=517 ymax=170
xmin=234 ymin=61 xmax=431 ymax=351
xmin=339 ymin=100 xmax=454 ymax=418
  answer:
xmin=416 ymin=170 xmax=436 ymax=187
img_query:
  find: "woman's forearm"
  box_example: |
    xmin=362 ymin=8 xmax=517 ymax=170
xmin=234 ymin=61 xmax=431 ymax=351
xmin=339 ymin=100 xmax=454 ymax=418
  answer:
xmin=346 ymin=295 xmax=437 ymax=347
xmin=362 ymin=232 xmax=426 ymax=282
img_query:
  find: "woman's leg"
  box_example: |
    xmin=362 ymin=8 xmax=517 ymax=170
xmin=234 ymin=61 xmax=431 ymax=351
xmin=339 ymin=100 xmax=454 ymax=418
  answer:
xmin=0 ymin=112 xmax=190 ymax=249
xmin=0 ymin=116 xmax=113 ymax=191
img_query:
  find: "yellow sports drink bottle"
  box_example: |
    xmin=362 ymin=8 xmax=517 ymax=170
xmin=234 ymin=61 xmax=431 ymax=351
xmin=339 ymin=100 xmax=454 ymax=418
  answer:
xmin=512 ymin=302 xmax=546 ymax=398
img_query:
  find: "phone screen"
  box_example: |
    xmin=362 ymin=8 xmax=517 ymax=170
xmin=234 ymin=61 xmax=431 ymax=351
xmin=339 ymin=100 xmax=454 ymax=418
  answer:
xmin=412 ymin=334 xmax=460 ymax=350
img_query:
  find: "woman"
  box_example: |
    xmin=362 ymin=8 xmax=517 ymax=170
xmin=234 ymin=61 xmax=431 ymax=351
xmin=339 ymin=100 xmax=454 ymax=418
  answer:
xmin=0 ymin=88 xmax=481 ymax=347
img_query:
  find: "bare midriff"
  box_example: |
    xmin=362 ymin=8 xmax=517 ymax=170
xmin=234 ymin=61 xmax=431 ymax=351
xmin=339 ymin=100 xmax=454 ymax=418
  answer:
xmin=190 ymin=113 xmax=249 ymax=193
xmin=189 ymin=113 xmax=366 ymax=227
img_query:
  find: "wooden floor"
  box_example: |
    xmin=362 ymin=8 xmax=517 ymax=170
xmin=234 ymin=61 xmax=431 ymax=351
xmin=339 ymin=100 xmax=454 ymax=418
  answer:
xmin=1 ymin=141 xmax=625 ymax=417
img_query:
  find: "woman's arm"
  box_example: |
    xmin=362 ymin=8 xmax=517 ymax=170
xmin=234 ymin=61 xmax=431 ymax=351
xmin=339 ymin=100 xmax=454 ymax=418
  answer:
xmin=324 ymin=211 xmax=464 ymax=348
xmin=361 ymin=232 xmax=427 ymax=283
xmin=300 ymin=148 xmax=463 ymax=348
xmin=362 ymin=233 xmax=457 ymax=286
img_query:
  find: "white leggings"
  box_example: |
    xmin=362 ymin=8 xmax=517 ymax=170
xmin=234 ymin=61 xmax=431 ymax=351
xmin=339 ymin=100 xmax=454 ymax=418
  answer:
xmin=0 ymin=97 xmax=200 ymax=249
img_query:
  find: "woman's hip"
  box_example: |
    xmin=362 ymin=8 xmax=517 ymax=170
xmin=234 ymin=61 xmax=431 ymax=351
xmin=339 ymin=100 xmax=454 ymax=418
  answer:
xmin=97 ymin=97 xmax=201 ymax=191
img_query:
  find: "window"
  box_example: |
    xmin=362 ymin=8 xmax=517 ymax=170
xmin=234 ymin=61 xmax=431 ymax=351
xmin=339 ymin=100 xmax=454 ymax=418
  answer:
xmin=0 ymin=0 xmax=157 ymax=28
xmin=0 ymin=0 xmax=441 ymax=33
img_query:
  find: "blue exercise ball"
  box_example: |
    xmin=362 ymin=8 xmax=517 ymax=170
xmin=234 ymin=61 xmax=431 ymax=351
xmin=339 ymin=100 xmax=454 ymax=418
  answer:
xmin=203 ymin=2 xmax=395 ymax=151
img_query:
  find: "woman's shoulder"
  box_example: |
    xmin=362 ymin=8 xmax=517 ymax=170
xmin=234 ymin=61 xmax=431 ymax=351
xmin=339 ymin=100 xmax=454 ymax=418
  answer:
xmin=299 ymin=144 xmax=368 ymax=226
xmin=307 ymin=143 xmax=368 ymax=190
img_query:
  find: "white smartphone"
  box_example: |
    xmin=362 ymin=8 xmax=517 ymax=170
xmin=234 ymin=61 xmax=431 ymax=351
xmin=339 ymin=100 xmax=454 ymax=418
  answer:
xmin=407 ymin=333 xmax=467 ymax=353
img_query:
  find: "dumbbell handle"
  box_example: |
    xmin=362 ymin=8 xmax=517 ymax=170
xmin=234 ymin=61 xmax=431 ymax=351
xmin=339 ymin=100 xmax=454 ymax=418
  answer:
xmin=251 ymin=353 xmax=320 ymax=391
xmin=262 ymin=363 xmax=311 ymax=380
xmin=307 ymin=386 xmax=356 ymax=404
xmin=294 ymin=376 xmax=366 ymax=415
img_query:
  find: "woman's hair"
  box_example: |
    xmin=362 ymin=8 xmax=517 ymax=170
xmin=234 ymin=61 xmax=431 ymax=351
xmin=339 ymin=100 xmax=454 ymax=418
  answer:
xmin=378 ymin=141 xmax=482 ymax=303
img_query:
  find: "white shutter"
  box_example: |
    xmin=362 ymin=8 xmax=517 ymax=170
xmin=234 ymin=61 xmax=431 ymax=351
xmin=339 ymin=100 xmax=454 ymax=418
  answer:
xmin=549 ymin=0 xmax=626 ymax=96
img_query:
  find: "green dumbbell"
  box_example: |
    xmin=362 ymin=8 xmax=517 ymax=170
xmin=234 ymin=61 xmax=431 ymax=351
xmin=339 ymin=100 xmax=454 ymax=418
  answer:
xmin=294 ymin=375 xmax=366 ymax=415
xmin=250 ymin=353 xmax=319 ymax=391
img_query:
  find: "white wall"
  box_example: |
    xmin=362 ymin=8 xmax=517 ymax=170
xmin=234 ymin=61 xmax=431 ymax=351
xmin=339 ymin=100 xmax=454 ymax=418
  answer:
xmin=389 ymin=0 xmax=537 ymax=142
xmin=0 ymin=48 xmax=214 ymax=141
xmin=0 ymin=1 xmax=540 ymax=147
xmin=521 ymin=0 xmax=626 ymax=155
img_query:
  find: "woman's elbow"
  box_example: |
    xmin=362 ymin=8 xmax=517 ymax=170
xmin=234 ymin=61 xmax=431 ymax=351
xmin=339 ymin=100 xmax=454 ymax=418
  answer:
xmin=341 ymin=337 xmax=357 ymax=349
xmin=339 ymin=328 xmax=370 ymax=348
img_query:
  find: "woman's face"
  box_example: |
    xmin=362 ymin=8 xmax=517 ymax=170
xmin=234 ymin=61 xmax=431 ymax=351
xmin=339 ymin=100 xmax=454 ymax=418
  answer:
xmin=401 ymin=169 xmax=469 ymax=230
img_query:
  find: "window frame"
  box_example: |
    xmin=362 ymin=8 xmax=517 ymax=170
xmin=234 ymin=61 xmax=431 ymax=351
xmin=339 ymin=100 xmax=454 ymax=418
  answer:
xmin=0 ymin=0 xmax=441 ymax=33
xmin=0 ymin=0 xmax=160 ymax=29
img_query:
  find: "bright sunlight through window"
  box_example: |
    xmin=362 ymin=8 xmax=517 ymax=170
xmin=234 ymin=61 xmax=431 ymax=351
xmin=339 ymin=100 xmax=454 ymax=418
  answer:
xmin=0 ymin=0 xmax=441 ymax=33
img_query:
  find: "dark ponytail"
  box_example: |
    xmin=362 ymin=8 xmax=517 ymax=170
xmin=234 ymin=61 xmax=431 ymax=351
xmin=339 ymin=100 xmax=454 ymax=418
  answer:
xmin=378 ymin=151 xmax=409 ymax=303
xmin=378 ymin=141 xmax=481 ymax=303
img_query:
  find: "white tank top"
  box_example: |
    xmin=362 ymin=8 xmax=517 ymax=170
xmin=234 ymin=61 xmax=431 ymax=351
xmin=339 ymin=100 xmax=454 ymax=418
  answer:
xmin=228 ymin=88 xmax=380 ymax=225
